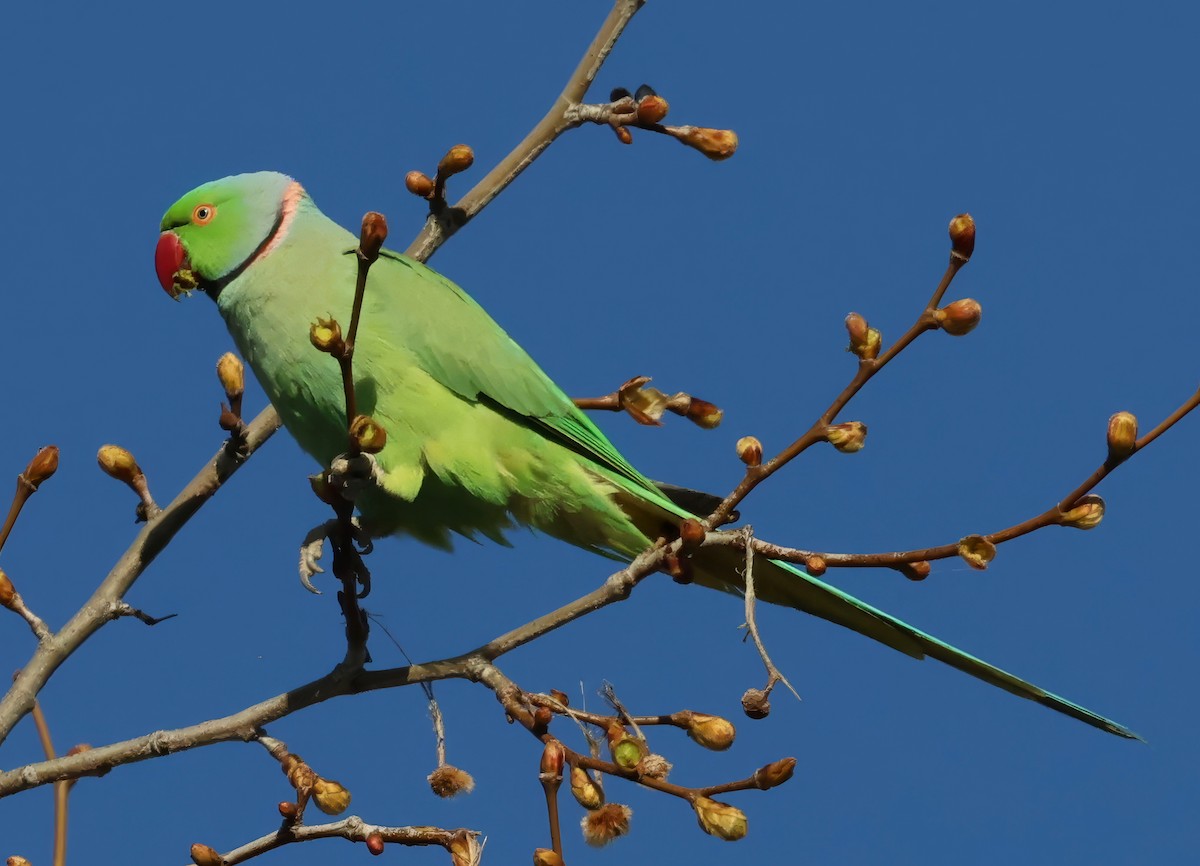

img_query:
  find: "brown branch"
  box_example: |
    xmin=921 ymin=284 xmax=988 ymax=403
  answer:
xmin=573 ymin=375 xmax=723 ymax=428
xmin=29 ymin=698 xmax=68 ymax=866
xmin=740 ymin=528 xmax=799 ymax=700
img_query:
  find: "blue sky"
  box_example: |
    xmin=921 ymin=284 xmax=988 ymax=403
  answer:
xmin=2 ymin=2 xmax=1198 ymax=863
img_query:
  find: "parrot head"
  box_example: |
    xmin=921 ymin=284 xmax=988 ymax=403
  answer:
xmin=155 ymin=171 xmax=299 ymax=300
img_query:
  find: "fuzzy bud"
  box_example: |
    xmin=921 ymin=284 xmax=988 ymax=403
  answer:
xmin=96 ymin=444 xmax=142 ymax=486
xmin=439 ymin=144 xmax=475 ymax=176
xmin=190 ymin=843 xmax=224 ymax=866
xmin=216 ymin=353 xmax=244 ymax=400
xmin=23 ymin=445 xmax=59 ymax=489
xmin=358 ymin=212 xmax=388 ymax=263
xmin=533 ymin=850 xmax=566 ymax=866
xmin=349 ymin=415 xmax=388 ymax=454
xmin=1061 ymin=494 xmax=1105 ymax=530
xmin=685 ymin=398 xmax=724 ymax=429
xmin=0 ymin=568 xmax=14 ymax=608
xmin=448 ymin=832 xmax=480 ymax=866
xmin=679 ymin=517 xmax=707 ymax=552
xmin=428 ymin=765 xmax=476 ymax=798
xmin=741 ymin=687 xmax=771 ymax=719
xmin=957 ymin=535 xmax=996 ymax=570
xmin=309 ymin=317 xmax=345 ymax=354
xmin=366 ymin=833 xmax=385 ymax=856
xmin=636 ymin=94 xmax=670 ymax=124
xmin=638 ymin=753 xmax=673 ymax=780
xmin=754 ymin=757 xmax=796 ymax=790
xmin=613 ymin=125 xmax=633 ymax=145
xmin=949 ymin=213 xmax=976 ymax=261
xmin=540 ymin=740 xmax=565 ymax=778
xmin=935 ymin=298 xmax=982 ymax=336
xmin=684 ymin=712 xmax=736 ymax=751
xmin=581 ymin=803 xmax=632 ymax=847
xmin=735 ymin=436 xmax=763 ymax=467
xmin=896 ymin=560 xmax=932 ymax=581
xmin=672 ymin=126 xmax=739 ymax=161
xmin=405 ymin=170 xmax=434 ymax=198
xmin=7 ymin=859 xmax=32 ymax=866
xmin=826 ymin=421 xmax=867 ymax=453
xmin=570 ymin=765 xmax=604 ymax=809
xmin=1107 ymin=411 xmax=1138 ymax=460
xmin=312 ymin=778 xmax=351 ymax=815
xmin=693 ymin=797 xmax=748 ymax=841
xmin=805 ymin=555 xmax=827 ymax=577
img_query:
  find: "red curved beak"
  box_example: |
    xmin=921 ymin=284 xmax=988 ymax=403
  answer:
xmin=155 ymin=231 xmax=187 ymax=299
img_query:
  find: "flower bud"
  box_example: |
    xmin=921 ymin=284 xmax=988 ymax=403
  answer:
xmin=533 ymin=849 xmax=565 ymax=866
xmin=754 ymin=757 xmax=796 ymax=790
xmin=621 ymin=382 xmax=669 ymax=424
xmin=309 ymin=317 xmax=345 ymax=354
xmin=679 ymin=517 xmax=707 ymax=552
xmin=278 ymin=800 xmax=298 ymax=820
xmin=1107 ymin=411 xmax=1138 ymax=460
xmin=638 ymin=753 xmax=672 ymax=780
xmin=349 ymin=415 xmax=388 ymax=454
xmin=896 ymin=560 xmax=931 ymax=581
xmin=366 ymin=833 xmax=385 ymax=856
xmin=610 ymin=735 xmax=644 ymax=770
xmin=672 ymin=126 xmax=739 ymax=161
xmin=66 ymin=743 xmax=91 ymax=757
xmin=405 ymin=170 xmax=434 ymax=197
xmin=826 ymin=421 xmax=867 ymax=453
xmin=533 ymin=705 xmax=553 ymax=730
xmin=805 ymin=555 xmax=827 ymax=577
xmin=97 ymin=444 xmax=142 ymax=486
xmin=438 ymin=144 xmax=475 ymax=176
xmin=614 ymin=125 xmax=633 ymax=145
xmin=312 ymin=777 xmax=351 ymax=815
xmin=741 ymin=687 xmax=770 ymax=719
xmin=23 ymin=445 xmax=59 ymax=488
xmin=570 ymin=765 xmax=604 ymax=809
xmin=359 ymin=212 xmax=388 ymax=263
xmin=665 ymin=552 xmax=693 ymax=584
xmin=693 ymin=796 xmax=748 ymax=841
xmin=448 ymin=832 xmax=480 ymax=866
xmin=845 ymin=312 xmax=883 ymax=361
xmin=949 ymin=213 xmax=976 ymax=261
xmin=736 ymin=436 xmax=763 ymax=467
xmin=636 ymin=94 xmax=670 ymax=124
xmin=0 ymin=568 xmax=14 ymax=608
xmin=1061 ymin=494 xmax=1105 ymax=530
xmin=216 ymin=353 xmax=244 ymax=400
xmin=549 ymin=688 xmax=570 ymax=707
xmin=190 ymin=843 xmax=224 ymax=866
xmin=428 ymin=765 xmax=476 ymax=798
xmin=685 ymin=398 xmax=724 ymax=429
xmin=581 ymin=803 xmax=632 ymax=847
xmin=540 ymin=740 xmax=565 ymax=777
xmin=935 ymin=298 xmax=982 ymax=336
xmin=957 ymin=535 xmax=996 ymax=570
xmin=684 ymin=712 xmax=736 ymax=751
xmin=8 ymin=858 xmax=33 ymax=866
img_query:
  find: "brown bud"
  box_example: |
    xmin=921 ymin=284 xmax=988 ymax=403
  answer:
xmin=359 ymin=211 xmax=388 ymax=263
xmin=0 ymin=568 xmax=14 ymax=608
xmin=693 ymin=796 xmax=748 ymax=841
xmin=309 ymin=316 xmax=345 ymax=354
xmin=1061 ymin=494 xmax=1105 ymax=530
xmin=570 ymin=765 xmax=604 ymax=809
xmin=215 ymin=352 xmax=244 ymax=400
xmin=736 ymin=436 xmax=763 ymax=467
xmin=549 ymin=688 xmax=570 ymax=707
xmin=636 ymin=93 xmax=670 ymax=124
xmin=741 ymin=687 xmax=771 ymax=719
xmin=97 ymin=444 xmax=142 ymax=486
xmin=533 ymin=849 xmax=566 ymax=866
xmin=66 ymin=743 xmax=91 ymax=757
xmin=665 ymin=552 xmax=693 ymax=584
xmin=533 ymin=705 xmax=553 ymax=730
xmin=448 ymin=832 xmax=480 ymax=866
xmin=672 ymin=126 xmax=739 ymax=161
xmin=581 ymin=802 xmax=632 ymax=847
xmin=278 ymin=800 xmax=299 ymax=820
xmin=349 ymin=415 xmax=388 ymax=454
xmin=949 ymin=213 xmax=976 ymax=261
xmin=685 ymin=398 xmax=724 ymax=429
xmin=936 ymin=298 xmax=982 ymax=336
xmin=621 ymin=381 xmax=669 ymax=424
xmin=366 ymin=833 xmax=385 ymax=856
xmin=957 ymin=535 xmax=996 ymax=570
xmin=190 ymin=843 xmax=224 ymax=866
xmin=610 ymin=735 xmax=645 ymax=770
xmin=896 ymin=560 xmax=931 ymax=581
xmin=438 ymin=144 xmax=475 ymax=176
xmin=679 ymin=517 xmax=707 ymax=552
xmin=428 ymin=765 xmax=476 ymax=798
xmin=826 ymin=421 xmax=867 ymax=453
xmin=405 ymin=170 xmax=434 ymax=198
xmin=754 ymin=757 xmax=796 ymax=790
xmin=844 ymin=312 xmax=883 ymax=360
xmin=311 ymin=777 xmax=351 ymax=815
xmin=684 ymin=712 xmax=736 ymax=751
xmin=23 ymin=445 xmax=59 ymax=488
xmin=613 ymin=125 xmax=634 ymax=145
xmin=540 ymin=740 xmax=565 ymax=777
xmin=637 ymin=753 xmax=672 ymax=780
xmin=7 ymin=858 xmax=33 ymax=866
xmin=805 ymin=555 xmax=827 ymax=577
xmin=1107 ymin=411 xmax=1138 ymax=460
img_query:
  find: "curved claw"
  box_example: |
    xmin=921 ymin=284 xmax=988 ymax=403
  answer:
xmin=299 ymin=520 xmax=339 ymax=594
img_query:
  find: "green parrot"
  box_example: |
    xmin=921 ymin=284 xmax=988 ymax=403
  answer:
xmin=155 ymin=171 xmax=1136 ymax=739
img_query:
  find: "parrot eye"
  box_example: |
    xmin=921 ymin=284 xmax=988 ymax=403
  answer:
xmin=192 ymin=204 xmax=217 ymax=225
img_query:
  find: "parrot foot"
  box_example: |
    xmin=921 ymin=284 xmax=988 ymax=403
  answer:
xmin=298 ymin=518 xmax=373 ymax=594
xmin=328 ymin=452 xmax=381 ymax=502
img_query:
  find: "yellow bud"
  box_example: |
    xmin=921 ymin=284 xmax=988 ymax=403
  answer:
xmin=580 ymin=802 xmax=632 ymax=847
xmin=1061 ymin=494 xmax=1105 ymax=530
xmin=448 ymin=832 xmax=479 ymax=866
xmin=311 ymin=777 xmax=352 ymax=815
xmin=405 ymin=170 xmax=434 ymax=198
xmin=735 ymin=436 xmax=763 ymax=467
xmin=215 ymin=353 xmax=244 ymax=399
xmin=7 ymin=858 xmax=33 ymax=866
xmin=957 ymin=535 xmax=996 ymax=570
xmin=439 ymin=144 xmax=475 ymax=176
xmin=754 ymin=757 xmax=796 ymax=790
xmin=844 ymin=313 xmax=881 ymax=360
xmin=97 ymin=444 xmax=141 ymax=486
xmin=190 ymin=843 xmax=224 ymax=866
xmin=23 ymin=445 xmax=59 ymax=488
xmin=621 ymin=382 xmax=670 ymax=424
xmin=741 ymin=687 xmax=770 ymax=719
xmin=673 ymin=126 xmax=739 ymax=161
xmin=685 ymin=398 xmax=724 ymax=429
xmin=0 ymin=568 xmax=14 ymax=608
xmin=636 ymin=93 xmax=670 ymax=124
xmin=309 ymin=317 xmax=344 ymax=354
xmin=359 ymin=212 xmax=388 ymax=263
xmin=949 ymin=213 xmax=976 ymax=261
xmin=349 ymin=415 xmax=388 ymax=454
xmin=1107 ymin=411 xmax=1138 ymax=460
xmin=533 ymin=849 xmax=566 ymax=866
xmin=428 ymin=765 xmax=476 ymax=798
xmin=693 ymin=796 xmax=748 ymax=841
xmin=936 ymin=298 xmax=982 ymax=336
xmin=685 ymin=712 xmax=736 ymax=751
xmin=570 ymin=765 xmax=604 ymax=809
xmin=826 ymin=421 xmax=867 ymax=453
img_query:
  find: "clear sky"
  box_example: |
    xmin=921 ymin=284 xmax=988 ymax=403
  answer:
xmin=2 ymin=2 xmax=1198 ymax=863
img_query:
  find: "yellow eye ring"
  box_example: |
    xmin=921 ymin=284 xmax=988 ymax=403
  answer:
xmin=192 ymin=204 xmax=217 ymax=225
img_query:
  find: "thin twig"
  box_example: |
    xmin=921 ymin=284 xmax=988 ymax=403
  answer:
xmin=30 ymin=699 xmax=68 ymax=866
xmin=740 ymin=527 xmax=800 ymax=700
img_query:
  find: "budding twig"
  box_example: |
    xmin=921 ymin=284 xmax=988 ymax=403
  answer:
xmin=573 ymin=375 xmax=723 ymax=428
xmin=0 ymin=446 xmax=58 ymax=556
